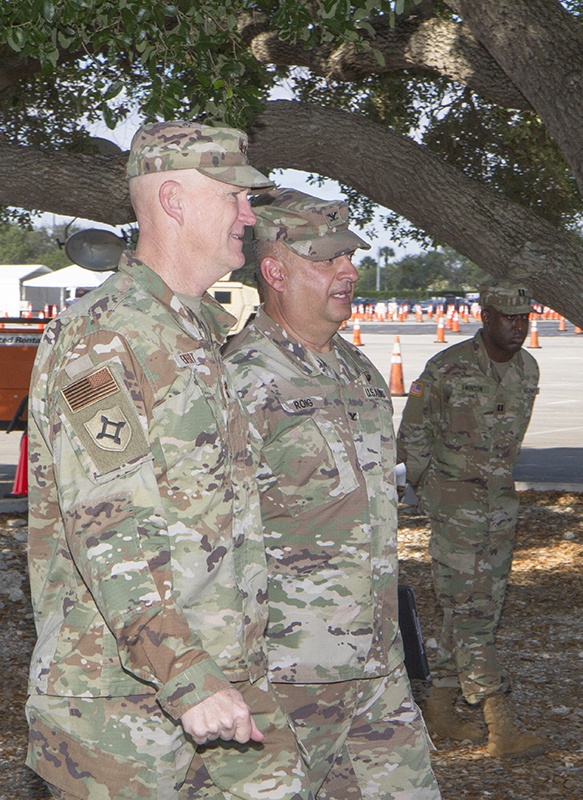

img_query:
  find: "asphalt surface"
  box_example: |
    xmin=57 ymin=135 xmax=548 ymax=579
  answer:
xmin=341 ymin=317 xmax=583 ymax=491
xmin=1 ymin=317 xmax=581 ymax=513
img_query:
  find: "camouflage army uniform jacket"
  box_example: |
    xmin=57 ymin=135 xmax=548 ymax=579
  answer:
xmin=27 ymin=253 xmax=268 ymax=721
xmin=224 ymin=308 xmax=404 ymax=683
xmin=397 ymin=330 xmax=539 ymax=535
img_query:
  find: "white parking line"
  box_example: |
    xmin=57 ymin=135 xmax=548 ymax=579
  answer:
xmin=526 ymin=427 xmax=583 ymax=436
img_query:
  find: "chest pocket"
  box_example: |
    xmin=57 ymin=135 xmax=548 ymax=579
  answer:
xmin=262 ymin=395 xmax=359 ymax=517
xmin=444 ymin=382 xmax=492 ymax=443
xmin=151 ymin=351 xmax=230 ymax=500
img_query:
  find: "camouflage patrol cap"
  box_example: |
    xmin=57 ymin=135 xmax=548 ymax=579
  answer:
xmin=252 ymin=188 xmax=371 ymax=261
xmin=479 ymin=279 xmax=532 ymax=315
xmin=126 ymin=120 xmax=274 ymax=188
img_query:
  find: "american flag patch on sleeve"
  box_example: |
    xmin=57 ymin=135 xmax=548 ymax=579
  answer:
xmin=62 ymin=367 xmax=119 ymax=412
xmin=409 ymin=381 xmax=424 ymax=397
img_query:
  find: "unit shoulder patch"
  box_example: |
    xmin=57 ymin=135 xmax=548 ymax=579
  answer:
xmin=84 ymin=406 xmax=132 ymax=452
xmin=59 ymin=365 xmax=151 ymax=481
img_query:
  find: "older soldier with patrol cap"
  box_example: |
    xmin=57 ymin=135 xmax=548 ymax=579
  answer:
xmin=26 ymin=123 xmax=314 ymax=800
xmin=397 ymin=280 xmax=544 ymax=759
xmin=224 ymin=188 xmax=440 ymax=800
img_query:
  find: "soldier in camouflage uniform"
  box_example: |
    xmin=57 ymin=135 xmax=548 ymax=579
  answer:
xmin=397 ymin=281 xmax=545 ymax=759
xmin=223 ymin=188 xmax=440 ymax=799
xmin=26 ymin=122 xmax=314 ymax=799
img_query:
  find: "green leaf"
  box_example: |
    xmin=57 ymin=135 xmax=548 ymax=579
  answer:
xmin=6 ymin=28 xmax=26 ymax=52
xmin=43 ymin=1 xmax=56 ymax=23
xmin=40 ymin=42 xmax=59 ymax=73
xmin=102 ymin=102 xmax=116 ymax=130
xmin=357 ymin=21 xmax=375 ymax=36
xmin=373 ymin=47 xmax=386 ymax=67
xmin=57 ymin=30 xmax=75 ymax=49
xmin=103 ymin=80 xmax=123 ymax=101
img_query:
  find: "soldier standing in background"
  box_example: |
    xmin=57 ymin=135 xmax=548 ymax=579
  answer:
xmin=397 ymin=280 xmax=544 ymax=759
xmin=224 ymin=188 xmax=440 ymax=799
xmin=26 ymin=122 xmax=313 ymax=800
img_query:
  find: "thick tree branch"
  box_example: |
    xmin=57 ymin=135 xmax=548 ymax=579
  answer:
xmin=0 ymin=141 xmax=133 ymax=224
xmin=249 ymin=101 xmax=583 ymax=325
xmin=242 ymin=15 xmax=529 ymax=110
xmin=1 ymin=99 xmax=581 ymax=325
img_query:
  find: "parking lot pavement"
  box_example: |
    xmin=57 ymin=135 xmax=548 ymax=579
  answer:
xmin=0 ymin=430 xmax=27 ymax=512
xmin=2 ymin=319 xmax=581 ymax=511
xmin=341 ymin=320 xmax=583 ymax=491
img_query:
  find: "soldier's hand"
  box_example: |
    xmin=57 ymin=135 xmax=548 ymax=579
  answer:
xmin=180 ymin=688 xmax=264 ymax=745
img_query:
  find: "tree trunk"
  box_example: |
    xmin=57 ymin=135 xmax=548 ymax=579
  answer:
xmin=448 ymin=0 xmax=583 ymax=195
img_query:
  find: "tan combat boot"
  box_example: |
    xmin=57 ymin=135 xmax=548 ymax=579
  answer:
xmin=423 ymin=686 xmax=484 ymax=743
xmin=483 ymin=693 xmax=546 ymax=758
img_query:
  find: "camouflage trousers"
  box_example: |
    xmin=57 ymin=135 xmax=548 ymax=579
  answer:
xmin=273 ymin=667 xmax=441 ymax=800
xmin=26 ymin=678 xmax=313 ymax=800
xmin=429 ymin=521 xmax=515 ymax=705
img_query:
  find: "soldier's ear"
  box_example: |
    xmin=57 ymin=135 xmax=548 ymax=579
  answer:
xmin=260 ymin=256 xmax=287 ymax=294
xmin=159 ymin=180 xmax=183 ymax=224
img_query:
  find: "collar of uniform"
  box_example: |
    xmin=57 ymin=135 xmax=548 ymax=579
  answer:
xmin=253 ymin=306 xmax=368 ymax=382
xmin=196 ymin=291 xmax=237 ymax=341
xmin=118 ymin=251 xmax=235 ymax=342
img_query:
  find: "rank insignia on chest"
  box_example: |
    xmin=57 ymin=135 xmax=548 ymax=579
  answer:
xmin=496 ymin=403 xmax=505 ymax=414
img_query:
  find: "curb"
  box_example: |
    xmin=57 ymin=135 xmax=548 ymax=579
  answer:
xmin=0 ymin=496 xmax=27 ymax=513
xmin=516 ymin=482 xmax=583 ymax=493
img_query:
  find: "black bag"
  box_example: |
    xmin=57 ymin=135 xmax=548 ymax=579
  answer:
xmin=398 ymin=585 xmax=431 ymax=681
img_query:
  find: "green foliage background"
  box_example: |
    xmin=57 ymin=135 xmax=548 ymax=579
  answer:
xmin=0 ymin=222 xmax=75 ymax=269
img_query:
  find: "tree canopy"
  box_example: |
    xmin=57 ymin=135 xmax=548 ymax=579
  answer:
xmin=1 ymin=1 xmax=583 ymax=324
xmin=0 ymin=221 xmax=74 ymax=269
xmin=356 ymin=245 xmax=488 ymax=297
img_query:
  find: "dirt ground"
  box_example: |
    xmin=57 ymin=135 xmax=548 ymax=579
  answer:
xmin=1 ymin=490 xmax=582 ymax=800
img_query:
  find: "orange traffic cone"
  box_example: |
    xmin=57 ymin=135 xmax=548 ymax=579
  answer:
xmin=352 ymin=319 xmax=363 ymax=347
xmin=435 ymin=318 xmax=447 ymax=344
xmin=7 ymin=433 xmax=28 ymax=497
xmin=574 ymin=326 xmax=583 ymax=334
xmin=452 ymin=311 xmax=460 ymax=333
xmin=389 ymin=336 xmax=407 ymax=396
xmin=528 ymin=319 xmax=541 ymax=349
xmin=558 ymin=317 xmax=566 ymax=332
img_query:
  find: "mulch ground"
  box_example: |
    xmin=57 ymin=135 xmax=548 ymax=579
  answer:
xmin=1 ymin=490 xmax=582 ymax=799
